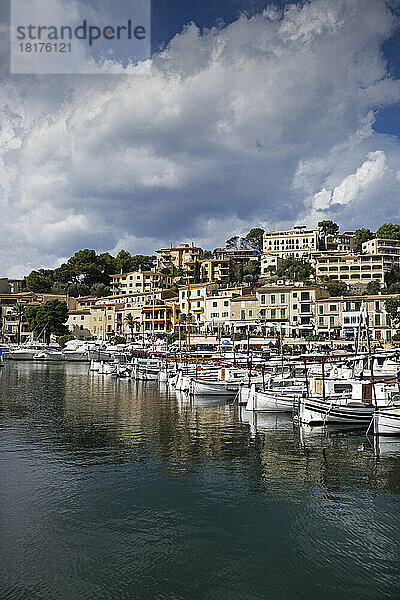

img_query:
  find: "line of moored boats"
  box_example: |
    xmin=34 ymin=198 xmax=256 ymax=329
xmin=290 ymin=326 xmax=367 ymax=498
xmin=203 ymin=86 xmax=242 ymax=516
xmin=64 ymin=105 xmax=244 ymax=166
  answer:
xmin=88 ymin=350 xmax=400 ymax=437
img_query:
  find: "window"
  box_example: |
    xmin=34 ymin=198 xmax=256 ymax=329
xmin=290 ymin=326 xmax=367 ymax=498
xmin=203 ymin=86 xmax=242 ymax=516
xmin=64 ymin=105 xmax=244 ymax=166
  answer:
xmin=354 ymin=301 xmax=361 ymax=311
xmin=330 ymin=316 xmax=335 ymax=327
xmin=375 ymin=301 xmax=380 ymax=311
xmin=271 ymin=294 xmax=276 ymax=304
xmin=222 ymin=312 xmax=229 ymax=318
xmin=260 ymin=309 xmax=266 ymax=318
xmin=197 ymin=290 xmax=201 ymax=296
xmin=213 ymin=302 xmax=217 ymax=307
xmin=280 ymin=294 xmax=285 ymax=303
xmin=386 ymin=314 xmax=391 ymax=326
xmin=211 ymin=312 xmax=219 ymax=318
xmin=319 ymin=317 xmax=324 ymax=326
xmin=182 ymin=291 xmax=185 ymax=298
xmin=375 ymin=314 xmax=381 ymax=326
xmin=241 ymin=310 xmax=245 ymax=320
xmin=281 ymin=309 xmax=285 ymax=319
xmin=248 ymin=310 xmax=253 ymax=317
xmin=345 ymin=301 xmax=351 ymax=311
xmin=293 ymin=304 xmax=297 ymax=310
xmin=197 ymin=301 xmax=200 ymax=308
xmin=319 ymin=306 xmax=323 ymax=314
xmin=224 ymin=301 xmax=229 ymax=307
xmin=261 ymin=294 xmax=266 ymax=304
xmin=301 ymin=292 xmax=310 ymax=301
xmin=271 ymin=309 xmax=276 ymax=319
xmin=330 ymin=305 xmax=337 ymax=312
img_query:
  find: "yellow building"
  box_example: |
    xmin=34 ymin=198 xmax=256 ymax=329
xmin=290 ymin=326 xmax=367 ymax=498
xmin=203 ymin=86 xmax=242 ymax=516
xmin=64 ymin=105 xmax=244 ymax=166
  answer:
xmin=110 ymin=270 xmax=172 ymax=296
xmin=156 ymin=242 xmax=203 ymax=272
xmin=315 ymin=253 xmax=389 ymax=284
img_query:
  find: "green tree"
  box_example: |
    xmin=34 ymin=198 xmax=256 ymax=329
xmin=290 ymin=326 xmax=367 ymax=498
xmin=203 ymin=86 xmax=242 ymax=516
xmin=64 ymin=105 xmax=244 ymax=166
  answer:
xmin=98 ymin=252 xmax=118 ymax=282
xmin=237 ymin=263 xmax=244 ymax=284
xmin=365 ymin=280 xmax=381 ymax=295
xmin=25 ymin=269 xmax=54 ymax=293
xmin=242 ymin=259 xmax=261 ymax=283
xmin=25 ymin=300 xmax=69 ymax=343
xmin=90 ymin=283 xmax=110 ymax=297
xmin=67 ymin=249 xmax=103 ymax=287
xmin=385 ymin=297 xmax=400 ymax=326
xmin=226 ymin=236 xmax=241 ymax=250
xmin=276 ymin=257 xmax=314 ymax=282
xmin=58 ymin=334 xmax=75 ymax=348
xmin=53 ymin=262 xmax=75 ymax=284
xmin=114 ymin=250 xmax=155 ymax=273
xmin=193 ymin=260 xmax=201 ymax=283
xmin=376 ymin=223 xmax=400 ymax=240
xmin=388 ymin=282 xmax=400 ymax=293
xmin=228 ymin=258 xmax=236 ymax=284
xmin=202 ymin=250 xmax=213 ymax=259
xmin=324 ymin=280 xmax=348 ymax=296
xmin=243 ymin=228 xmax=264 ymax=252
xmin=354 ymin=228 xmax=374 ymax=252
xmin=318 ymin=220 xmax=339 ymax=237
xmin=384 ymin=263 xmax=400 ymax=289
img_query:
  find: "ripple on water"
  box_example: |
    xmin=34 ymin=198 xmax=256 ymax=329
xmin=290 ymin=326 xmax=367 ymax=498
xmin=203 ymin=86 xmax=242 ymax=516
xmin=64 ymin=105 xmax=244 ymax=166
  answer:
xmin=1 ymin=362 xmax=400 ymax=600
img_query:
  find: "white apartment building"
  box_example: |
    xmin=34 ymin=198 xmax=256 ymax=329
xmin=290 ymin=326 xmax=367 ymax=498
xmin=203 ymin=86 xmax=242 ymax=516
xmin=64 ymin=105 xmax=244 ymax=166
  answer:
xmin=230 ymin=295 xmax=259 ymax=332
xmin=260 ymin=253 xmax=284 ymax=275
xmin=256 ymin=285 xmax=329 ymax=340
xmin=203 ymin=293 xmax=238 ymax=333
xmin=178 ymin=284 xmax=218 ymax=327
xmin=110 ymin=270 xmax=172 ymax=296
xmin=263 ymin=226 xmax=319 ymax=259
xmin=362 ymin=238 xmax=400 ymax=261
xmin=315 ymin=295 xmax=398 ymax=344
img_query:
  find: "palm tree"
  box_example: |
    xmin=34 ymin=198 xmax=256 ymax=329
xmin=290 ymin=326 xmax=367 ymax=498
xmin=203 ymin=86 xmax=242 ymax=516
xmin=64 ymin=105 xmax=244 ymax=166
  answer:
xmin=124 ymin=313 xmax=135 ymax=341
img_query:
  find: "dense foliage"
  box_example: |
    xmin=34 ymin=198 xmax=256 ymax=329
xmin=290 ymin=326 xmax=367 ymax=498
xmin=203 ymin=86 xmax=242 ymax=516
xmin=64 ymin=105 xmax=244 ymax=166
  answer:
xmin=25 ymin=300 xmax=69 ymax=343
xmin=324 ymin=280 xmax=349 ymax=297
xmin=276 ymin=257 xmax=314 ymax=282
xmin=354 ymin=228 xmax=374 ymax=252
xmin=318 ymin=220 xmax=339 ymax=237
xmin=385 ymin=297 xmax=400 ymax=326
xmin=226 ymin=228 xmax=264 ymax=252
xmin=376 ymin=223 xmax=400 ymax=240
xmin=25 ymin=249 xmax=156 ymax=295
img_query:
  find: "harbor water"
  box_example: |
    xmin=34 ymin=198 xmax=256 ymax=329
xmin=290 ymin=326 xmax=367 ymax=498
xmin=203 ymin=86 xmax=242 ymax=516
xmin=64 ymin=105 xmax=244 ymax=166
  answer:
xmin=1 ymin=362 xmax=400 ymax=600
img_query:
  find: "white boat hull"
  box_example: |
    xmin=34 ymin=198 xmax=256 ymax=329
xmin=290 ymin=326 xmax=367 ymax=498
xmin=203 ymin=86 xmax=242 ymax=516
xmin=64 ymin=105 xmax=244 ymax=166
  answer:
xmin=191 ymin=379 xmax=239 ymax=396
xmin=374 ymin=407 xmax=400 ymax=435
xmin=299 ymin=397 xmax=373 ymax=425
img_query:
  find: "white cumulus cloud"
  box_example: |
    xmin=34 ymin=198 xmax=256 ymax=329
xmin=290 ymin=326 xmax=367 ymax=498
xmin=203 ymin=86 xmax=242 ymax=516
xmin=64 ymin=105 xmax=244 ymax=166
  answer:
xmin=1 ymin=0 xmax=400 ymax=276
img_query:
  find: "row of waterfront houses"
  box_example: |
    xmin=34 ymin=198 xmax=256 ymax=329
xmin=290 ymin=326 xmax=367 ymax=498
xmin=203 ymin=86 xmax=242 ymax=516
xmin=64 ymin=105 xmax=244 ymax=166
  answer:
xmin=66 ymin=282 xmax=398 ymax=347
xmin=2 ymin=225 xmax=400 ymax=346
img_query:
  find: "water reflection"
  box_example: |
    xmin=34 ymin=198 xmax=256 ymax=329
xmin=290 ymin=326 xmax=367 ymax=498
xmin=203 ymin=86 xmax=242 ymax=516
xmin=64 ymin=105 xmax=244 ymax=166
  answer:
xmin=1 ymin=363 xmax=400 ymax=600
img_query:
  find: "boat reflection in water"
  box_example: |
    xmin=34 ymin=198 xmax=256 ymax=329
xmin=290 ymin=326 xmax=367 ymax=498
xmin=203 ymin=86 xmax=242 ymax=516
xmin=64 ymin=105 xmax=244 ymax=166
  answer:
xmin=374 ymin=435 xmax=400 ymax=458
xmin=239 ymin=406 xmax=293 ymax=436
xmin=2 ymin=363 xmax=400 ymax=600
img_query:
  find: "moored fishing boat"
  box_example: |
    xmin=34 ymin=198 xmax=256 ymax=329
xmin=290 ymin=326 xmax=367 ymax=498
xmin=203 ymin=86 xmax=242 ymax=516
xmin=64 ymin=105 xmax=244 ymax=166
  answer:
xmin=298 ymin=379 xmax=399 ymax=425
xmin=373 ymin=405 xmax=400 ymax=435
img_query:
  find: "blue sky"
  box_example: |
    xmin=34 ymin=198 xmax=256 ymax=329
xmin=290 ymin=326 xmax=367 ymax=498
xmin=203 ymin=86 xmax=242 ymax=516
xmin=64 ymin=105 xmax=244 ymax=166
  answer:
xmin=1 ymin=0 xmax=400 ymax=276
